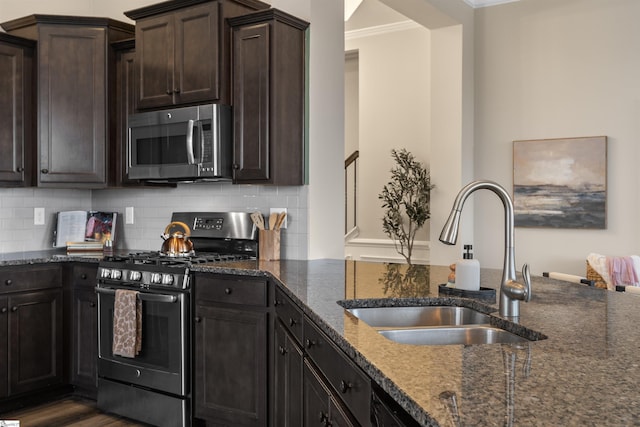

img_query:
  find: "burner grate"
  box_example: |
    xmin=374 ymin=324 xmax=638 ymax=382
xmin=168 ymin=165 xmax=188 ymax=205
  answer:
xmin=104 ymin=251 xmax=254 ymax=267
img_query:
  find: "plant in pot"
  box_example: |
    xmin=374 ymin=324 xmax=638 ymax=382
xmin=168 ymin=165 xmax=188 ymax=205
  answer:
xmin=378 ymin=148 xmax=434 ymax=265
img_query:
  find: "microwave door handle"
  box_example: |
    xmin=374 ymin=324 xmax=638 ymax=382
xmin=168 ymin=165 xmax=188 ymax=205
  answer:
xmin=186 ymin=119 xmax=196 ymax=164
xmin=212 ymin=111 xmax=219 ymax=175
xmin=200 ymin=121 xmax=206 ymax=166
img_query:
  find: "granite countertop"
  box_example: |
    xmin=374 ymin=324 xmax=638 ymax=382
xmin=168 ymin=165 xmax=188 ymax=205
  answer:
xmin=3 ymin=252 xmax=638 ymax=426
xmin=192 ymin=259 xmax=640 ymax=427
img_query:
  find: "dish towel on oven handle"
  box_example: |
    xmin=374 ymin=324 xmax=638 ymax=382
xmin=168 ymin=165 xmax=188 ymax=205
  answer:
xmin=112 ymin=289 xmax=142 ymax=358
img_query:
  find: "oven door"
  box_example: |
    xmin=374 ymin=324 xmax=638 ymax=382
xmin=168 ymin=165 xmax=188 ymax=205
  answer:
xmin=96 ymin=284 xmax=189 ymax=397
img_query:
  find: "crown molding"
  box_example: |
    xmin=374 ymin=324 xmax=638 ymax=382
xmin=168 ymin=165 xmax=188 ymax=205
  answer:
xmin=464 ymin=0 xmax=520 ymax=8
xmin=345 ymin=20 xmax=422 ymax=41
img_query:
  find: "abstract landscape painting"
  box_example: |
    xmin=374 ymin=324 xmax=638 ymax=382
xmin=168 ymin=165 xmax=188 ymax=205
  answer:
xmin=513 ymin=136 xmax=607 ymax=228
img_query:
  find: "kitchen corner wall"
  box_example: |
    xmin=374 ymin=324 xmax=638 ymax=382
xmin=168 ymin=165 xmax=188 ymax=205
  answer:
xmin=0 ymin=185 xmax=308 ymax=260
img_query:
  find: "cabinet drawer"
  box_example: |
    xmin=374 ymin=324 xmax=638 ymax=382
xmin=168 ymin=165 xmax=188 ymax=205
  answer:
xmin=0 ymin=265 xmax=62 ymax=293
xmin=275 ymin=287 xmax=303 ymax=344
xmin=195 ymin=274 xmax=267 ymax=307
xmin=304 ymin=319 xmax=371 ymax=426
xmin=73 ymin=264 xmax=98 ymax=287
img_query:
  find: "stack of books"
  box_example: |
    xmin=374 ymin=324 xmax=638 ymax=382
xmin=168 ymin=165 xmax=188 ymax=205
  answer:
xmin=66 ymin=241 xmax=104 ymax=253
xmin=54 ymin=210 xmax=118 ymax=255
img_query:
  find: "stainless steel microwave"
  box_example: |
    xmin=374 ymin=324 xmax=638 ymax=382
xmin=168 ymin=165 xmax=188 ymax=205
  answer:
xmin=127 ymin=104 xmax=232 ymax=182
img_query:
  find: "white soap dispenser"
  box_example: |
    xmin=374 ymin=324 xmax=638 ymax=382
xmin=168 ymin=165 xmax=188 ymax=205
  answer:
xmin=456 ymin=244 xmax=480 ymax=291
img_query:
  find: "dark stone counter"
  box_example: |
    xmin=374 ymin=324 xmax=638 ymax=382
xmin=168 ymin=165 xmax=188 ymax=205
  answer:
xmin=3 ymin=252 xmax=637 ymax=426
xmin=193 ymin=260 xmax=640 ymax=427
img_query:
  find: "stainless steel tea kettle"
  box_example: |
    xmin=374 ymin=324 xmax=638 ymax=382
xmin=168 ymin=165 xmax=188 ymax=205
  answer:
xmin=161 ymin=221 xmax=195 ymax=256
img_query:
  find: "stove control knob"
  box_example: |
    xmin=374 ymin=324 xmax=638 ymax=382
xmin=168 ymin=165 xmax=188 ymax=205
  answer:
xmin=151 ymin=273 xmax=162 ymax=284
xmin=129 ymin=271 xmax=142 ymax=281
xmin=111 ymin=270 xmax=122 ymax=280
xmin=101 ymin=269 xmax=111 ymax=279
xmin=162 ymin=274 xmax=175 ymax=286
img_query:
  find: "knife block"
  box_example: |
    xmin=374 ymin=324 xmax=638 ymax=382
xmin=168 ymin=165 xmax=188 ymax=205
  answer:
xmin=259 ymin=230 xmax=281 ymax=261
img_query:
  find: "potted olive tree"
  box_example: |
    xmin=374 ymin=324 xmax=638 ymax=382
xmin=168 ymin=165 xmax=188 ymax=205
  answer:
xmin=378 ymin=148 xmax=434 ymax=265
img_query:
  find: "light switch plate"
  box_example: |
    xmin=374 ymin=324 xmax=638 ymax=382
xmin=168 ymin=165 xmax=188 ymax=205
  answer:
xmin=125 ymin=207 xmax=135 ymax=224
xmin=270 ymin=208 xmax=287 ymax=229
xmin=34 ymin=207 xmax=45 ymax=225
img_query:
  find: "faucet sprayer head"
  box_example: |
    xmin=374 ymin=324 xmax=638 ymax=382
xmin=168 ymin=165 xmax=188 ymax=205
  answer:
xmin=439 ymin=209 xmax=461 ymax=245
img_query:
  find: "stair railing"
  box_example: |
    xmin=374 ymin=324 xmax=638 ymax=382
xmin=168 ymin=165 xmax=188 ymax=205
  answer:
xmin=345 ymin=150 xmax=359 ymax=235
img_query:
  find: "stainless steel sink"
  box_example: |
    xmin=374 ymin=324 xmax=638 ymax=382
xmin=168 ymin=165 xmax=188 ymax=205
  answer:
xmin=344 ymin=304 xmax=540 ymax=345
xmin=378 ymin=326 xmax=529 ymax=346
xmin=347 ymin=306 xmax=491 ymax=328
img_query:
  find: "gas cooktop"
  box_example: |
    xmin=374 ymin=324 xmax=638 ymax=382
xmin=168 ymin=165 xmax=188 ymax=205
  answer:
xmin=104 ymin=251 xmax=255 ymax=266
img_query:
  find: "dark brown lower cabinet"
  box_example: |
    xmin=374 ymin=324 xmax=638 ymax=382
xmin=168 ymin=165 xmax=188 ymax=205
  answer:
xmin=0 ymin=265 xmax=63 ymax=403
xmin=273 ymin=318 xmax=304 ymax=426
xmin=194 ymin=274 xmax=270 ymax=426
xmin=304 ymin=360 xmax=356 ymax=427
xmin=8 ymin=289 xmax=63 ymax=396
xmin=70 ymin=263 xmax=98 ymax=397
xmin=0 ymin=295 xmax=8 ymax=398
xmin=371 ymin=384 xmax=421 ymax=427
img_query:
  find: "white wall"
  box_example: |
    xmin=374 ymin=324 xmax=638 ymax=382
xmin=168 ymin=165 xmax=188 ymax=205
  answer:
xmin=0 ymin=0 xmax=346 ymax=260
xmin=344 ymin=0 xmax=473 ymax=266
xmin=474 ymin=0 xmax=640 ymax=275
xmin=345 ymin=24 xmax=431 ymax=242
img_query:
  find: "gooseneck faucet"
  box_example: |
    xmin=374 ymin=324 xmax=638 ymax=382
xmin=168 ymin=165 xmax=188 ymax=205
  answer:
xmin=439 ymin=180 xmax=531 ymax=319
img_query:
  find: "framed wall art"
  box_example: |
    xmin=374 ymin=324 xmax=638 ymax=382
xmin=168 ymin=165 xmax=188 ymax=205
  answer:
xmin=513 ymin=136 xmax=607 ymax=229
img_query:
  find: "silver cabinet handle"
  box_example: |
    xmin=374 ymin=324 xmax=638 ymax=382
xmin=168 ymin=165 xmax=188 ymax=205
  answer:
xmin=95 ymin=287 xmax=177 ymax=303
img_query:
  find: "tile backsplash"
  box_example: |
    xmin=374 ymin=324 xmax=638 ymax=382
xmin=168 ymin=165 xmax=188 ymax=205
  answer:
xmin=0 ymin=184 xmax=308 ymax=259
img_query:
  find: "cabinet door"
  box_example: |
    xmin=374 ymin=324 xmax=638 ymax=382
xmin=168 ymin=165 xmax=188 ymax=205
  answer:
xmin=113 ymin=41 xmax=142 ymax=187
xmin=37 ymin=25 xmax=107 ymax=186
xmin=173 ymin=2 xmax=220 ymax=105
xmin=0 ymin=36 xmax=33 ymax=185
xmin=194 ymin=304 xmax=268 ymax=426
xmin=0 ymin=296 xmax=7 ymax=398
xmin=230 ymin=10 xmax=308 ymax=185
xmin=8 ymin=289 xmax=63 ymax=395
xmin=136 ymin=13 xmax=174 ymax=109
xmin=305 ymin=319 xmax=372 ymax=425
xmin=303 ymin=361 xmax=356 ymax=427
xmin=232 ymin=22 xmax=270 ymax=182
xmin=274 ymin=319 xmax=304 ymax=427
xmin=71 ymin=287 xmax=98 ymax=392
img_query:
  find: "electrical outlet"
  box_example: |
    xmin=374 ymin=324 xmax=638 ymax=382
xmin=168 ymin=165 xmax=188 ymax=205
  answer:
xmin=270 ymin=208 xmax=287 ymax=229
xmin=126 ymin=207 xmax=135 ymax=224
xmin=34 ymin=207 xmax=45 ymax=225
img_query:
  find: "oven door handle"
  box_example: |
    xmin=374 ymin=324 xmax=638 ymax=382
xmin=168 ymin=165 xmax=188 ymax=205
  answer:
xmin=95 ymin=287 xmax=178 ymax=303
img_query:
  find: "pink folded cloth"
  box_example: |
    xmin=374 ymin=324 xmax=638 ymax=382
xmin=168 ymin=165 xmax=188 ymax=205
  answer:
xmin=606 ymin=256 xmax=638 ymax=287
xmin=112 ymin=289 xmax=142 ymax=358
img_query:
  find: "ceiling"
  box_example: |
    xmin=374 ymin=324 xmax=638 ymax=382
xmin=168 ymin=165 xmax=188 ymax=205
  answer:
xmin=345 ymin=0 xmax=520 ymax=27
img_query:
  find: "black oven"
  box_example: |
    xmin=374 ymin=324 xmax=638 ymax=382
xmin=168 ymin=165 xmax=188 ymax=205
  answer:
xmin=95 ymin=211 xmax=259 ymax=427
xmin=96 ymin=263 xmax=191 ymax=427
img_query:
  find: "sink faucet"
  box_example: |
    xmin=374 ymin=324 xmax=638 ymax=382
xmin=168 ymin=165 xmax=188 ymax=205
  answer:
xmin=439 ymin=180 xmax=531 ymax=319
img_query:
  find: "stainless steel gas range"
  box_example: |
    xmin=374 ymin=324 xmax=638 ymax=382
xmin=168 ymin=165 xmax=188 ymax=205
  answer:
xmin=95 ymin=212 xmax=258 ymax=427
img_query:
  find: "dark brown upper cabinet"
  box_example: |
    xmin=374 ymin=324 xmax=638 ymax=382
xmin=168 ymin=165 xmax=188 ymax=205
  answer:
xmin=125 ymin=0 xmax=269 ymax=110
xmin=1 ymin=15 xmax=134 ymax=188
xmin=229 ymin=9 xmax=309 ymax=185
xmin=0 ymin=33 xmax=35 ymax=187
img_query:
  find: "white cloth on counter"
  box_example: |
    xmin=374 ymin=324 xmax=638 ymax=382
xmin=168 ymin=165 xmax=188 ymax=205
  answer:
xmin=587 ymin=253 xmax=640 ymax=291
xmin=546 ymin=272 xmax=586 ymax=284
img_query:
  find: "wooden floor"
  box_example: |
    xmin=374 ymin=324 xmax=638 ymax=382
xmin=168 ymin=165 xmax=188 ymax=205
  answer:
xmin=1 ymin=397 xmax=150 ymax=427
